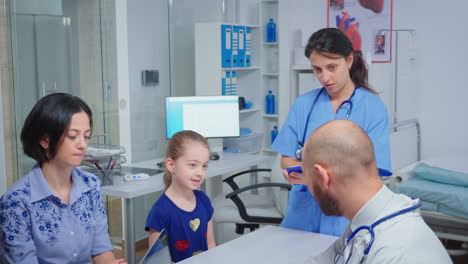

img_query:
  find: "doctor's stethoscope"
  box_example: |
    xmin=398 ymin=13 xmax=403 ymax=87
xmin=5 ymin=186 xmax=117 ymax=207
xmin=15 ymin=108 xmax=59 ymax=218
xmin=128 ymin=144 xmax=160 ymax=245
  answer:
xmin=295 ymin=86 xmax=357 ymax=160
xmin=333 ymin=200 xmax=423 ymax=264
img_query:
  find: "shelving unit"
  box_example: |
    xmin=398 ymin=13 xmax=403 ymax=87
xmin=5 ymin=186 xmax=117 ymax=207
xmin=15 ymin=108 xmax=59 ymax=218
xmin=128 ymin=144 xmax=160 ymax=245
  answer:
xmin=194 ymin=1 xmax=280 ymax=153
xmin=240 ymin=108 xmax=261 ymax=114
xmin=195 ymin=22 xmax=265 ymax=152
xmin=260 ymin=0 xmax=279 ymax=150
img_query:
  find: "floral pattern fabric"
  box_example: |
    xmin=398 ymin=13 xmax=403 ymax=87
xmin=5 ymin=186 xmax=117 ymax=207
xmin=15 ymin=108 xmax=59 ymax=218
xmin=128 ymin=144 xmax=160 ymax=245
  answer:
xmin=0 ymin=165 xmax=113 ymax=263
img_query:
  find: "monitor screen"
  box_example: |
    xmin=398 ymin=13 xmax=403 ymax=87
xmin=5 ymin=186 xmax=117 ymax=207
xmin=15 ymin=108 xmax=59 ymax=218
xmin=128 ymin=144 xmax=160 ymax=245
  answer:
xmin=166 ymin=96 xmax=240 ymax=139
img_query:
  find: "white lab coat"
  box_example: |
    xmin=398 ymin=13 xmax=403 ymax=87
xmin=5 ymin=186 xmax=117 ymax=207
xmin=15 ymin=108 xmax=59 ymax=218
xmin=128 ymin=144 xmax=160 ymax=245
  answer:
xmin=305 ymin=185 xmax=452 ymax=264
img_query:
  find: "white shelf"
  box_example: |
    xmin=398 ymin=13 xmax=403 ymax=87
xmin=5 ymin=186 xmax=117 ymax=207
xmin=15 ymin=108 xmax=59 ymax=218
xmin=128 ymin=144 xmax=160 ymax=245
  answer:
xmin=263 ymin=148 xmax=276 ymax=153
xmin=292 ymin=64 xmax=312 ymax=71
xmin=240 ymin=108 xmax=260 ymax=114
xmin=263 ymin=42 xmax=278 ymax=45
xmin=222 ymin=67 xmax=261 ymax=71
xmin=263 ymin=114 xmax=278 ymax=118
xmin=263 ymin=73 xmax=279 ymax=76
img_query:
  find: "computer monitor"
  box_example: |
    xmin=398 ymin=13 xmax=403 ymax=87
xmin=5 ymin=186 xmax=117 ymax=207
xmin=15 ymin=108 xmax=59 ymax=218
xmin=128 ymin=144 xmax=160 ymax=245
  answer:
xmin=165 ymin=95 xmax=240 ymax=139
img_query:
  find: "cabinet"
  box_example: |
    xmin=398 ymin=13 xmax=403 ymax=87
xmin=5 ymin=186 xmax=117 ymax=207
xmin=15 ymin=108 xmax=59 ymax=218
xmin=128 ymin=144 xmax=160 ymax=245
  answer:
xmin=194 ymin=0 xmax=279 ymax=152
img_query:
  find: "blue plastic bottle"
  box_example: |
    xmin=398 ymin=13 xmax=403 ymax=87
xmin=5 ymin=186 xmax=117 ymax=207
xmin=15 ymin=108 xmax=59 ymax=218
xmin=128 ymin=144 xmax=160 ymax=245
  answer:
xmin=271 ymin=125 xmax=278 ymax=145
xmin=266 ymin=18 xmax=276 ymax=43
xmin=265 ymin=90 xmax=275 ymax=114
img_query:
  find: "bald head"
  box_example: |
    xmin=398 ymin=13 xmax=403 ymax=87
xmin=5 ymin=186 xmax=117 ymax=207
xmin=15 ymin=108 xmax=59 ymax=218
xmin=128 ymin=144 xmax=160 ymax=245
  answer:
xmin=303 ymin=120 xmax=377 ymax=180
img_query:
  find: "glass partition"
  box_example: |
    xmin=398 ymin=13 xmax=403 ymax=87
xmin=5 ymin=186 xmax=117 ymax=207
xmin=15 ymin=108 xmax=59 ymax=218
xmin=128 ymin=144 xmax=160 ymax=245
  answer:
xmin=8 ymin=0 xmax=118 ymax=179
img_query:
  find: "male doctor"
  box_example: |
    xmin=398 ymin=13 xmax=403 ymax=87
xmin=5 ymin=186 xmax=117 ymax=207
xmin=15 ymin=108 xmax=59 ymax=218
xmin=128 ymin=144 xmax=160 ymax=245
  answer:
xmin=302 ymin=120 xmax=451 ymax=263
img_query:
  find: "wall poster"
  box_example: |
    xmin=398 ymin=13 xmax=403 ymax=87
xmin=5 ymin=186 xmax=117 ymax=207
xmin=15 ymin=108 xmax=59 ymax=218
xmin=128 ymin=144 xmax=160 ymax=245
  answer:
xmin=328 ymin=0 xmax=394 ymax=63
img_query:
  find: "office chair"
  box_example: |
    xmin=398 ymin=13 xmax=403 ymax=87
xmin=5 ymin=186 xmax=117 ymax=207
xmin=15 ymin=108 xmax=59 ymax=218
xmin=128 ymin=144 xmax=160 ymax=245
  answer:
xmin=212 ymin=168 xmax=291 ymax=234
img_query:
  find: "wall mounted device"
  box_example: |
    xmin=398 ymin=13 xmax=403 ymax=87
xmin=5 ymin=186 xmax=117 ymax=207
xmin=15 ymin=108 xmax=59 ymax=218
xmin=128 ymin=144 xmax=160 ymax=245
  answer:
xmin=142 ymin=70 xmax=159 ymax=86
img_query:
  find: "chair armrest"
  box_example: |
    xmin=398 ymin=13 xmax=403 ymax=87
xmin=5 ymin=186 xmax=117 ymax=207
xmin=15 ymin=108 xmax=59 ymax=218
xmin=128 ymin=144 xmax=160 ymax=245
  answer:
xmin=225 ymin=183 xmax=292 ymax=199
xmin=224 ymin=183 xmax=292 ymax=224
xmin=223 ymin=168 xmax=272 ymax=191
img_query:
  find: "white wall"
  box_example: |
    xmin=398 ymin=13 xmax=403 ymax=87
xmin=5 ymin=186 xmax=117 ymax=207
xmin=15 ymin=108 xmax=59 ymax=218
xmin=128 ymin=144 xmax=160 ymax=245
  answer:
xmin=169 ymin=0 xmax=224 ymax=97
xmin=395 ymin=0 xmax=468 ymax=158
xmin=116 ymin=0 xmax=171 ymax=163
xmin=279 ymin=0 xmax=468 ymax=169
xmin=115 ymin=0 xmax=171 ymax=241
xmin=0 ymin=70 xmax=6 ymax=193
xmin=127 ymin=0 xmax=170 ymax=162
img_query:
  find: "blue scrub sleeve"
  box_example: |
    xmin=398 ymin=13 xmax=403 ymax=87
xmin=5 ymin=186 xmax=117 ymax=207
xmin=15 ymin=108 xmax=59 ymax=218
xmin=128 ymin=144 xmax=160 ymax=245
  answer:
xmin=280 ymin=185 xmax=348 ymax=237
xmin=280 ymin=185 xmax=320 ymax=232
xmin=366 ymin=101 xmax=392 ymax=176
xmin=271 ymin=101 xmax=301 ymax=158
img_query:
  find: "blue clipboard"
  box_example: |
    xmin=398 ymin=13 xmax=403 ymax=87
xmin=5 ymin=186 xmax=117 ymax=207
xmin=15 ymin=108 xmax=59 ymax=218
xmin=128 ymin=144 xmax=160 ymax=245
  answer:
xmin=139 ymin=229 xmax=171 ymax=264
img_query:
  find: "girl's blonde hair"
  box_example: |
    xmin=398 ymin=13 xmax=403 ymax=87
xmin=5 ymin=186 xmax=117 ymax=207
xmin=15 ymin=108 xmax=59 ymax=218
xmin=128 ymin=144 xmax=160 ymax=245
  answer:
xmin=163 ymin=130 xmax=210 ymax=189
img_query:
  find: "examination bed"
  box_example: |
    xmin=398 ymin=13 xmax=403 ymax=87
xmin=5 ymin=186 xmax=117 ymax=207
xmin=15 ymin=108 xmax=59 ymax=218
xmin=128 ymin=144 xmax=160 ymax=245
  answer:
xmin=386 ymin=120 xmax=468 ymax=256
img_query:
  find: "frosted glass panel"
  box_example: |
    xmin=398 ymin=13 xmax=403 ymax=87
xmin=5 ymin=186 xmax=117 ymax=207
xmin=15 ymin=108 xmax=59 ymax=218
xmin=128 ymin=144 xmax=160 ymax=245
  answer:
xmin=35 ymin=16 xmax=71 ymax=97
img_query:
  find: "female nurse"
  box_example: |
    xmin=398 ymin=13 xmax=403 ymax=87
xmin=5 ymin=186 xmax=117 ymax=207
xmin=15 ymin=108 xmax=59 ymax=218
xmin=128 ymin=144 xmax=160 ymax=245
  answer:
xmin=271 ymin=28 xmax=392 ymax=236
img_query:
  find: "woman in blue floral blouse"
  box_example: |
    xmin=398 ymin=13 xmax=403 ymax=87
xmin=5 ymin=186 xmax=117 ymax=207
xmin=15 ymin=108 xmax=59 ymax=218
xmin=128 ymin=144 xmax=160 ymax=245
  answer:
xmin=0 ymin=93 xmax=126 ymax=264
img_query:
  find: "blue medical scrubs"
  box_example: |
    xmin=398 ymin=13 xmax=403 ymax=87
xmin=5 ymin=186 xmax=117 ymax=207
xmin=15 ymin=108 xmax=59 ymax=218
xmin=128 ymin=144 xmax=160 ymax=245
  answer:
xmin=271 ymin=87 xmax=392 ymax=236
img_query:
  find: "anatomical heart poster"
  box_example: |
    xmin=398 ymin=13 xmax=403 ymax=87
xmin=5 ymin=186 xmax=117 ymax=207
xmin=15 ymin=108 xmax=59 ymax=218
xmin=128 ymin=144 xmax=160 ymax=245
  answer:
xmin=328 ymin=0 xmax=393 ymax=63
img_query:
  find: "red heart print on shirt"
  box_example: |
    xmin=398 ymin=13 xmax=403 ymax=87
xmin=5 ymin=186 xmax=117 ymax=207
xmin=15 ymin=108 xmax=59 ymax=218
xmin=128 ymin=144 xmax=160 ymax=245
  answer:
xmin=175 ymin=240 xmax=189 ymax=252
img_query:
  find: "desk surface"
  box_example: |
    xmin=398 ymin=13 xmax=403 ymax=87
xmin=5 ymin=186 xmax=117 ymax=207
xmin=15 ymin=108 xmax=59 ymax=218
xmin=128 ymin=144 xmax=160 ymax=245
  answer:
xmin=102 ymin=152 xmax=272 ymax=199
xmin=179 ymin=226 xmax=338 ymax=264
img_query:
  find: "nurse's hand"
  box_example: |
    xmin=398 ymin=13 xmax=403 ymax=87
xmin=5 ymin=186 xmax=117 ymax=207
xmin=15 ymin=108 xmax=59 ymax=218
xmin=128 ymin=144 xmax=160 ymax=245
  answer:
xmin=282 ymin=168 xmax=305 ymax=185
xmin=281 ymin=156 xmax=304 ymax=184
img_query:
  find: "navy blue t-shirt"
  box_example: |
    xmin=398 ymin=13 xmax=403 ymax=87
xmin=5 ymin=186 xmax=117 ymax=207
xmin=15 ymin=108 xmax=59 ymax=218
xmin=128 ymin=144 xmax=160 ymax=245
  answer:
xmin=145 ymin=190 xmax=214 ymax=262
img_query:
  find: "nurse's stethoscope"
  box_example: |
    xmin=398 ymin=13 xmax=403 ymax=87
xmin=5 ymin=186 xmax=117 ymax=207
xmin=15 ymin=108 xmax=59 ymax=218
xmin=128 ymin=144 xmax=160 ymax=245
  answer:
xmin=295 ymin=86 xmax=357 ymax=160
xmin=333 ymin=200 xmax=423 ymax=264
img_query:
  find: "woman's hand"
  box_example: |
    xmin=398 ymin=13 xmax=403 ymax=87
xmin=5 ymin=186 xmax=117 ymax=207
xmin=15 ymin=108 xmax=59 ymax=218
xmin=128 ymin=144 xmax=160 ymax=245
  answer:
xmin=92 ymin=251 xmax=127 ymax=264
xmin=109 ymin=259 xmax=127 ymax=264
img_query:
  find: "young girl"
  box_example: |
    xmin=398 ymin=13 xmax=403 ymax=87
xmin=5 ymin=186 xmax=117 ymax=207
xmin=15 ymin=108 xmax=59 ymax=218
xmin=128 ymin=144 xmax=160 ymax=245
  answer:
xmin=145 ymin=130 xmax=216 ymax=262
xmin=0 ymin=93 xmax=126 ymax=264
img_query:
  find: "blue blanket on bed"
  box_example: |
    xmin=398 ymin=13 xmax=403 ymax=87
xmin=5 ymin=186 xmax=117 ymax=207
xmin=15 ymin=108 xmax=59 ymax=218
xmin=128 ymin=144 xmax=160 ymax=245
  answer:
xmin=397 ymin=163 xmax=468 ymax=219
xmin=413 ymin=163 xmax=468 ymax=187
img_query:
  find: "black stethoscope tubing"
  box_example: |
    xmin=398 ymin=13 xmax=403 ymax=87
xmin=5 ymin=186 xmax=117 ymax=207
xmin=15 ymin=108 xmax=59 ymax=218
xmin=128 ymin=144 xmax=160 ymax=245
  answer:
xmin=296 ymin=86 xmax=357 ymax=160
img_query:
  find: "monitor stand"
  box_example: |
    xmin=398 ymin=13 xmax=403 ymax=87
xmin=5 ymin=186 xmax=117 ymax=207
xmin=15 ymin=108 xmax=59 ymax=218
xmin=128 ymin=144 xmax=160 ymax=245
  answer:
xmin=208 ymin=138 xmax=223 ymax=160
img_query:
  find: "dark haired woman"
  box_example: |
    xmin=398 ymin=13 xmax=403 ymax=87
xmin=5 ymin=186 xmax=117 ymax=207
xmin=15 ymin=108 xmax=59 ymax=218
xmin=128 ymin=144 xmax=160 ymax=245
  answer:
xmin=271 ymin=28 xmax=391 ymax=236
xmin=0 ymin=93 xmax=126 ymax=263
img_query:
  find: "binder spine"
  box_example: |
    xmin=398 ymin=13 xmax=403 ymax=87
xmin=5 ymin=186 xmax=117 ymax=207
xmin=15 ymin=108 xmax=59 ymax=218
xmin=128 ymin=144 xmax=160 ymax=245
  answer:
xmin=245 ymin=27 xmax=252 ymax=67
xmin=238 ymin=26 xmax=245 ymax=67
xmin=229 ymin=70 xmax=237 ymax=95
xmin=221 ymin=24 xmax=232 ymax=68
xmin=222 ymin=71 xmax=231 ymax=95
xmin=232 ymin=26 xmax=240 ymax=67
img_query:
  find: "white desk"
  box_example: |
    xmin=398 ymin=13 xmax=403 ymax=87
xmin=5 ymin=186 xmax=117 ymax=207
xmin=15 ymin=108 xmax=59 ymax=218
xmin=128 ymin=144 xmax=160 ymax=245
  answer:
xmin=102 ymin=152 xmax=272 ymax=264
xmin=179 ymin=225 xmax=338 ymax=263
